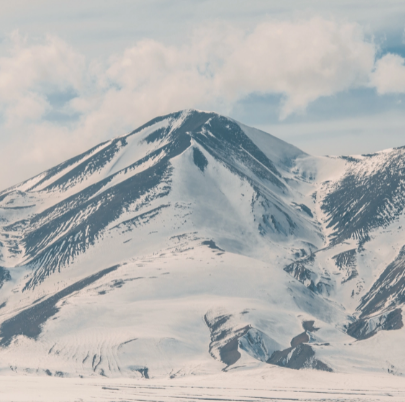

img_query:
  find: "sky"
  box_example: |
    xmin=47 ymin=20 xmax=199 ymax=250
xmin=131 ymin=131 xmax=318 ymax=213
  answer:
xmin=0 ymin=0 xmax=405 ymax=189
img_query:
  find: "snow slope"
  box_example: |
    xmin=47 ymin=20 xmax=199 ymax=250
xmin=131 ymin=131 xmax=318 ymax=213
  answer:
xmin=0 ymin=109 xmax=404 ymax=380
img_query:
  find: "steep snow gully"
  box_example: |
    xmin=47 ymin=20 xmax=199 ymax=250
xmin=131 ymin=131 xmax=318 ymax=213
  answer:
xmin=0 ymin=109 xmax=404 ymax=378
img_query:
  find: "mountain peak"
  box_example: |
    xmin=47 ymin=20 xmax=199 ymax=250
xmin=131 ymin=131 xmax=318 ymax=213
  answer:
xmin=0 ymin=112 xmax=309 ymax=287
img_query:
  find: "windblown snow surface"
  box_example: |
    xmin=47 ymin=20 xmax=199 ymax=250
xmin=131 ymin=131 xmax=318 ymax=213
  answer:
xmin=0 ymin=110 xmax=405 ymax=400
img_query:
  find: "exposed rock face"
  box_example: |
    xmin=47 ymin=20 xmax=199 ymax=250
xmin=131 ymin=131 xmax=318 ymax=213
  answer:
xmin=0 ymin=265 xmax=119 ymax=346
xmin=332 ymin=249 xmax=358 ymax=284
xmin=267 ymin=343 xmax=332 ymax=372
xmin=347 ymin=308 xmax=403 ymax=340
xmin=267 ymin=321 xmax=332 ymax=372
xmin=321 ymin=149 xmax=405 ymax=245
xmin=358 ymin=246 xmax=405 ymax=317
xmin=0 ymin=267 xmax=11 ymax=289
xmin=291 ymin=332 xmax=310 ymax=348
xmin=347 ymin=246 xmax=405 ymax=340
xmin=239 ymin=328 xmax=283 ymax=363
xmin=283 ymin=255 xmax=331 ymax=296
xmin=204 ymin=311 xmax=250 ymax=367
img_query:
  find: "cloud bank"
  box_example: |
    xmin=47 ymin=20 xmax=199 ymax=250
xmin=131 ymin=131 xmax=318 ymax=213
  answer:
xmin=1 ymin=17 xmax=405 ymax=188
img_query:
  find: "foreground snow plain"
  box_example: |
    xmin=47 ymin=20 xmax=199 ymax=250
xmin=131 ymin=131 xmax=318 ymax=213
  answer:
xmin=2 ymin=367 xmax=405 ymax=401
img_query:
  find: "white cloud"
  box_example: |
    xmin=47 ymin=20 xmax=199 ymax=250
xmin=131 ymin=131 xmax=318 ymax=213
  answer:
xmin=0 ymin=17 xmax=402 ymax=189
xmin=0 ymin=32 xmax=85 ymax=124
xmin=214 ymin=18 xmax=375 ymax=118
xmin=371 ymin=53 xmax=405 ymax=94
xmin=78 ymin=17 xmax=377 ymax=128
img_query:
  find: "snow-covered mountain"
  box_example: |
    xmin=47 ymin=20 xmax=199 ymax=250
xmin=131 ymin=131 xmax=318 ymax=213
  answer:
xmin=0 ymin=109 xmax=403 ymax=378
